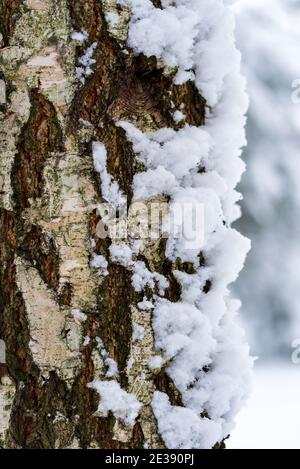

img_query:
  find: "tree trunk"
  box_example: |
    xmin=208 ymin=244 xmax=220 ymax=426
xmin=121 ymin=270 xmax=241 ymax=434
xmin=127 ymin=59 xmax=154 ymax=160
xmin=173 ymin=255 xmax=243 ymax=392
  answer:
xmin=0 ymin=0 xmax=251 ymax=449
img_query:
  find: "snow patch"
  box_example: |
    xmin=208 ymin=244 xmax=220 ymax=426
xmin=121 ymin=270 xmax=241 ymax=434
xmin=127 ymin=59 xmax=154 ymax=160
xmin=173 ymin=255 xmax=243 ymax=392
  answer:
xmin=90 ymin=253 xmax=109 ymax=276
xmin=83 ymin=336 xmax=91 ymax=347
xmin=109 ymin=243 xmax=134 ymax=267
xmin=173 ymin=110 xmax=185 ymax=123
xmin=132 ymin=261 xmax=169 ymax=295
xmin=92 ymin=142 xmax=125 ymax=207
xmin=148 ymin=355 xmax=164 ymax=370
xmin=76 ymin=42 xmax=97 ymax=84
xmin=71 ymin=309 xmax=87 ymax=322
xmin=96 ymin=337 xmax=119 ymax=378
xmin=88 ymin=380 xmax=142 ymax=427
xmin=152 ymin=391 xmax=222 ymax=449
xmin=132 ymin=323 xmax=145 ymax=342
xmin=105 ymin=11 xmax=120 ymax=27
xmin=137 ymin=297 xmax=154 ymax=311
xmin=71 ymin=30 xmax=88 ymax=42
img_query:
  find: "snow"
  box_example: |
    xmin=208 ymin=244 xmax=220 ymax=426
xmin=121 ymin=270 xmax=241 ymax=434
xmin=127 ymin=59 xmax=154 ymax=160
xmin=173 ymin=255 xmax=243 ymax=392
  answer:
xmin=137 ymin=297 xmax=154 ymax=311
xmin=148 ymin=355 xmax=164 ymax=370
xmin=153 ymin=299 xmax=215 ymax=372
xmin=71 ymin=28 xmax=95 ymax=86
xmin=127 ymin=358 xmax=135 ymax=371
xmin=83 ymin=336 xmax=91 ymax=347
xmin=118 ymin=0 xmax=244 ymax=106
xmin=90 ymin=253 xmax=109 ymax=276
xmin=227 ymin=363 xmax=300 ymax=449
xmin=104 ymin=358 xmax=119 ymax=379
xmin=109 ymin=243 xmax=133 ymax=267
xmin=132 ymin=323 xmax=145 ymax=343
xmin=96 ymin=337 xmax=119 ymax=378
xmin=150 ymin=281 xmax=251 ymax=447
xmin=105 ymin=12 xmax=120 ymax=27
xmin=173 ymin=110 xmax=185 ymax=123
xmin=88 ymin=380 xmax=142 ymax=427
xmin=76 ymin=42 xmax=97 ymax=84
xmin=132 ymin=166 xmax=177 ymax=200
xmin=132 ymin=261 xmax=169 ymax=295
xmin=92 ymin=142 xmax=125 ymax=208
xmin=117 ymin=122 xmax=212 ymax=193
xmin=163 ymin=187 xmax=217 ymax=263
xmin=71 ymin=30 xmax=88 ymax=42
xmin=71 ymin=309 xmax=87 ymax=322
xmin=117 ymin=117 xmax=251 ymax=448
xmin=152 ymin=391 xmax=222 ymax=450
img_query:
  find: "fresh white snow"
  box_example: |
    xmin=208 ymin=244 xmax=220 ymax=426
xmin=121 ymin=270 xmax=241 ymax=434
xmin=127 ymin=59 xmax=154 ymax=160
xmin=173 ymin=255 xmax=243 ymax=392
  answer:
xmin=152 ymin=391 xmax=222 ymax=449
xmin=132 ymin=323 xmax=145 ymax=343
xmin=71 ymin=308 xmax=87 ymax=322
xmin=90 ymin=253 xmax=109 ymax=276
xmin=173 ymin=110 xmax=185 ymax=123
xmin=92 ymin=141 xmax=125 ymax=207
xmin=132 ymin=260 xmax=169 ymax=295
xmin=87 ymin=380 xmax=142 ymax=427
xmin=71 ymin=30 xmax=88 ymax=43
xmin=109 ymin=243 xmax=134 ymax=267
xmin=96 ymin=337 xmax=119 ymax=378
xmin=76 ymin=40 xmax=97 ymax=84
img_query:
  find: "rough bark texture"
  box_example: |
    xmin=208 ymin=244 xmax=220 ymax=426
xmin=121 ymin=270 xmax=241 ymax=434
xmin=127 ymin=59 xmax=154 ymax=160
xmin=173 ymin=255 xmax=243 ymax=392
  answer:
xmin=0 ymin=0 xmax=209 ymax=449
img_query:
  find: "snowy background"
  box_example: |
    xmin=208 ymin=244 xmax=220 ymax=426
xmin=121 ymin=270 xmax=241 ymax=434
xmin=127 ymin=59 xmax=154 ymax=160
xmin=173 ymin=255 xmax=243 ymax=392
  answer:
xmin=229 ymin=0 xmax=300 ymax=449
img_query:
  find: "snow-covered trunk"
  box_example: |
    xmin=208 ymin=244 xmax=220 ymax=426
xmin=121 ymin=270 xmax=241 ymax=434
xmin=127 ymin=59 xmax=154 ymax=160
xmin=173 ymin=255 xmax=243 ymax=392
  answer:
xmin=0 ymin=0 xmax=252 ymax=449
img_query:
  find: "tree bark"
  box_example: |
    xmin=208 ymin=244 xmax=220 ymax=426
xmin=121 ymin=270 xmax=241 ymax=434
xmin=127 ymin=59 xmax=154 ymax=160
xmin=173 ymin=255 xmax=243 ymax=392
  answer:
xmin=0 ymin=0 xmax=239 ymax=449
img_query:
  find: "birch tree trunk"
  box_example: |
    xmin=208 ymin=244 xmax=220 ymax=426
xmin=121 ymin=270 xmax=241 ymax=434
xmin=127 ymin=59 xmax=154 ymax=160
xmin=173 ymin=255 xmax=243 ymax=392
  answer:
xmin=0 ymin=0 xmax=251 ymax=449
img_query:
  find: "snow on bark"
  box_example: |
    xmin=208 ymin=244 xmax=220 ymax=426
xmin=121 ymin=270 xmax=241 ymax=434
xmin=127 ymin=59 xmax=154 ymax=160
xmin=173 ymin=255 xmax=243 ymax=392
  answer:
xmin=92 ymin=141 xmax=125 ymax=207
xmin=88 ymin=380 xmax=142 ymax=427
xmin=110 ymin=0 xmax=253 ymax=449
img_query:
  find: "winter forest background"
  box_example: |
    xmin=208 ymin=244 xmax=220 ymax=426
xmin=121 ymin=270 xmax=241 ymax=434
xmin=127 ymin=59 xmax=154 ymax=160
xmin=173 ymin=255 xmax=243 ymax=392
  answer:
xmin=229 ymin=0 xmax=300 ymax=448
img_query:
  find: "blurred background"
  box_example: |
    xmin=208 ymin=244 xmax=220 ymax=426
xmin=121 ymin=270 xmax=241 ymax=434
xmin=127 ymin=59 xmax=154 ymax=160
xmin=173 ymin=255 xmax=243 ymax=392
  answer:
xmin=228 ymin=0 xmax=300 ymax=449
